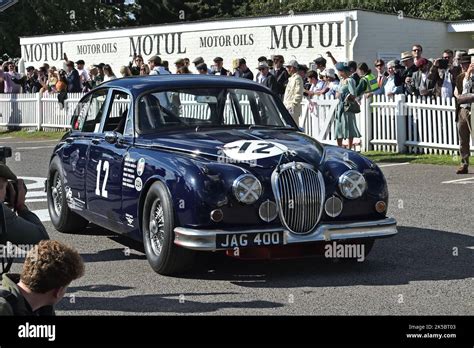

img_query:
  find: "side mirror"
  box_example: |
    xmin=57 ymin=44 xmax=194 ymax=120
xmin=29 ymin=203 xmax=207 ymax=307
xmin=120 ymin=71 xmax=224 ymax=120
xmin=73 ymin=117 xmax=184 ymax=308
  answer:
xmin=104 ymin=131 xmax=121 ymax=144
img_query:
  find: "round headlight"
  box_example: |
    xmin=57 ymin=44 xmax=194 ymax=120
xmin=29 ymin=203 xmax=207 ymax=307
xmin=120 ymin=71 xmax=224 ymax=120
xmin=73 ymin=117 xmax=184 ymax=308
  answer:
xmin=233 ymin=174 xmax=262 ymax=205
xmin=338 ymin=170 xmax=367 ymax=200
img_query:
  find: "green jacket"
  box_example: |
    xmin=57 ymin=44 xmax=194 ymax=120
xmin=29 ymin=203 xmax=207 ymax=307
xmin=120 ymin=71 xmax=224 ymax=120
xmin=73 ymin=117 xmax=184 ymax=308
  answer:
xmin=2 ymin=205 xmax=49 ymax=244
xmin=0 ymin=274 xmax=55 ymax=316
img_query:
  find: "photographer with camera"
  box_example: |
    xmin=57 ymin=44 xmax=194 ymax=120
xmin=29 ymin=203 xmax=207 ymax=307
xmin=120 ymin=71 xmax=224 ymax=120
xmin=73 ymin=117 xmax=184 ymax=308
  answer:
xmin=0 ymin=150 xmax=49 ymax=244
xmin=430 ymin=49 xmax=462 ymax=99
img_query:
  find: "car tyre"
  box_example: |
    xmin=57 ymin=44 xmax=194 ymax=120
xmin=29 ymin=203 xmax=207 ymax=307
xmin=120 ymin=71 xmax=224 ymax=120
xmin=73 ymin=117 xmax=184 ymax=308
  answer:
xmin=142 ymin=181 xmax=195 ymax=275
xmin=47 ymin=157 xmax=89 ymax=233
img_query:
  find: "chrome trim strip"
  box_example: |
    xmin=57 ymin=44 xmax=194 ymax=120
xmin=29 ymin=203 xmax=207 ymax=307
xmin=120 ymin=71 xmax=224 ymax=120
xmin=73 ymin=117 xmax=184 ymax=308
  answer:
xmin=174 ymin=217 xmax=397 ymax=251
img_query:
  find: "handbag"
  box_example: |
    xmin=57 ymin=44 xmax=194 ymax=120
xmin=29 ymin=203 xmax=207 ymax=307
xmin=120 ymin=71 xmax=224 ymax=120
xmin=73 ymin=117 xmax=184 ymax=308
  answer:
xmin=344 ymin=98 xmax=360 ymax=113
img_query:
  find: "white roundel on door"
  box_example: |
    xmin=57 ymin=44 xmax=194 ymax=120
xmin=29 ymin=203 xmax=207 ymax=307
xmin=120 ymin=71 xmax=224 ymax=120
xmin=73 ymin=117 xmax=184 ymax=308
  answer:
xmin=222 ymin=140 xmax=288 ymax=161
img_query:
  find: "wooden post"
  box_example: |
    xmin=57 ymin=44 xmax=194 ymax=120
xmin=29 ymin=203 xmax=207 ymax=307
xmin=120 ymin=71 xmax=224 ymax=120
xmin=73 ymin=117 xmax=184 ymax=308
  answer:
xmin=36 ymin=92 xmax=43 ymax=131
xmin=395 ymin=94 xmax=406 ymax=153
xmin=360 ymin=95 xmax=372 ymax=152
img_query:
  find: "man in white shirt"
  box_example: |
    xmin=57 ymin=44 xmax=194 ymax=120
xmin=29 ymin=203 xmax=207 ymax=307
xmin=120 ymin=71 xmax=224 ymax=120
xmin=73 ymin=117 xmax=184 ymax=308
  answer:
xmin=75 ymin=60 xmax=90 ymax=89
xmin=148 ymin=56 xmax=170 ymax=75
xmin=431 ymin=49 xmax=462 ymax=99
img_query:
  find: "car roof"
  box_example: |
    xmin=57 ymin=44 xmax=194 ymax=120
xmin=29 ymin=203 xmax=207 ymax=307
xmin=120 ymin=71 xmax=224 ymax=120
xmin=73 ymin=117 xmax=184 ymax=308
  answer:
xmin=101 ymin=75 xmax=270 ymax=97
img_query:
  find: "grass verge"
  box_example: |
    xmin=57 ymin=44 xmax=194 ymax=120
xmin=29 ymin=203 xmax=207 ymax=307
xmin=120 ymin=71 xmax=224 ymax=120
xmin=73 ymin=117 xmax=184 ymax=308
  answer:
xmin=0 ymin=130 xmax=66 ymax=140
xmin=362 ymin=151 xmax=460 ymax=166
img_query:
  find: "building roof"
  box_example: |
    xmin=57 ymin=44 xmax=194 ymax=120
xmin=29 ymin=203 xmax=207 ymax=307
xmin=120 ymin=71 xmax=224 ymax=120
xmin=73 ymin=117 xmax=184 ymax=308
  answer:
xmin=20 ymin=9 xmax=451 ymax=40
xmin=447 ymin=19 xmax=474 ymax=32
xmin=101 ymin=74 xmax=268 ymax=97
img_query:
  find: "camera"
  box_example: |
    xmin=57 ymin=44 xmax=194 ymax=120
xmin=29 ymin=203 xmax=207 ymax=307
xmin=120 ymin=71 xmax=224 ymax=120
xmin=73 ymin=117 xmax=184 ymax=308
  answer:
xmin=438 ymin=58 xmax=448 ymax=70
xmin=0 ymin=146 xmax=12 ymax=164
xmin=0 ymin=147 xmax=25 ymax=207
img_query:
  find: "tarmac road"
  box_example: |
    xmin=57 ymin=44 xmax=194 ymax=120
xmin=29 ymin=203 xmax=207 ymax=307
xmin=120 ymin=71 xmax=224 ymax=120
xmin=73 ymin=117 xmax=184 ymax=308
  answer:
xmin=2 ymin=137 xmax=473 ymax=315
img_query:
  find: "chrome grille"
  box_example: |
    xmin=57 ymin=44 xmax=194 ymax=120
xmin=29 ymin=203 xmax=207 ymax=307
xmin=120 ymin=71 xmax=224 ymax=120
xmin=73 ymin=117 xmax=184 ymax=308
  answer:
xmin=271 ymin=162 xmax=325 ymax=235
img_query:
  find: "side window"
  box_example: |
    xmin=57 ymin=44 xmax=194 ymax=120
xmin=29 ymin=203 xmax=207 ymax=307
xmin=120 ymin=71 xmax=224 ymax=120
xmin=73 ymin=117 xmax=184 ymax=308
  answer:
xmin=72 ymin=94 xmax=92 ymax=131
xmin=103 ymin=91 xmax=131 ymax=134
xmin=79 ymin=89 xmax=109 ymax=133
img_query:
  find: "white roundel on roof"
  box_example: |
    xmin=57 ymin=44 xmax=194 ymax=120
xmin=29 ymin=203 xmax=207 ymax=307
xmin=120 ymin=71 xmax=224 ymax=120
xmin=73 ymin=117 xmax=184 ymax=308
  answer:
xmin=221 ymin=140 xmax=288 ymax=161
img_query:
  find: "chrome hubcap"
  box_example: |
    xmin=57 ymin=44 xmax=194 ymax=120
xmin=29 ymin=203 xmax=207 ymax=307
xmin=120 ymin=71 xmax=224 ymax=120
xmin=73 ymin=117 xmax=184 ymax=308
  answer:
xmin=51 ymin=172 xmax=63 ymax=216
xmin=149 ymin=199 xmax=164 ymax=256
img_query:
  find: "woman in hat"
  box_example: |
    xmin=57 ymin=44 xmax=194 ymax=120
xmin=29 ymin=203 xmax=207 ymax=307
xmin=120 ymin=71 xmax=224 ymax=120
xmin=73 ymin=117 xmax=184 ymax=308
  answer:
xmin=334 ymin=62 xmax=361 ymax=149
xmin=324 ymin=68 xmax=340 ymax=98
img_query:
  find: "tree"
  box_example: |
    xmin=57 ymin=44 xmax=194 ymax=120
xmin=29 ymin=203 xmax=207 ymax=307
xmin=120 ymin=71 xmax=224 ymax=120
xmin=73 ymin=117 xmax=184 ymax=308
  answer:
xmin=0 ymin=0 xmax=134 ymax=57
xmin=246 ymin=0 xmax=473 ymax=21
xmin=1 ymin=0 xmax=472 ymax=58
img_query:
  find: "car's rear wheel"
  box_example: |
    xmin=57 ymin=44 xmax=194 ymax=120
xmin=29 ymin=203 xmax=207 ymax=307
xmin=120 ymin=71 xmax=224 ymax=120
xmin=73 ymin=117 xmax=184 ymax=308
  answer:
xmin=142 ymin=181 xmax=195 ymax=275
xmin=47 ymin=157 xmax=89 ymax=233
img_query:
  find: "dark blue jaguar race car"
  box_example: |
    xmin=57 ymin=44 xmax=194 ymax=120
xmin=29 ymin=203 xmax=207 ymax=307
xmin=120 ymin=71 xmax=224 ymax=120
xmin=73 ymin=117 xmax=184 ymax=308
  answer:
xmin=47 ymin=75 xmax=397 ymax=275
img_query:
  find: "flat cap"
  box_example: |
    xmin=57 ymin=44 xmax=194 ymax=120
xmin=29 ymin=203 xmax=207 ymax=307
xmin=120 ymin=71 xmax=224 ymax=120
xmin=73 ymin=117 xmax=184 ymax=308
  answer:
xmin=314 ymin=57 xmax=327 ymax=65
xmin=284 ymin=60 xmax=298 ymax=68
xmin=193 ymin=56 xmax=204 ymax=64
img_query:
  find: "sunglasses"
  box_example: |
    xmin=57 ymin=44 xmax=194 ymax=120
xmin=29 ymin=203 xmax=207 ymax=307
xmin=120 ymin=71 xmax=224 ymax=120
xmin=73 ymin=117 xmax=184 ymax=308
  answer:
xmin=375 ymin=64 xmax=384 ymax=67
xmin=412 ymin=49 xmax=421 ymax=52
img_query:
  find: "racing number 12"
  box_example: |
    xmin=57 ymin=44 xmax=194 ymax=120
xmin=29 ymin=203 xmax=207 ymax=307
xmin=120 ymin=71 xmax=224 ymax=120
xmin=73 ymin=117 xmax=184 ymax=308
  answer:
xmin=95 ymin=160 xmax=109 ymax=198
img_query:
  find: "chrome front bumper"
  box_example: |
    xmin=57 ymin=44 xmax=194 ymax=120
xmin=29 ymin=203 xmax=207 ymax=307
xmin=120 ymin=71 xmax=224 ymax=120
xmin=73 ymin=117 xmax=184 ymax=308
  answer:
xmin=174 ymin=217 xmax=397 ymax=251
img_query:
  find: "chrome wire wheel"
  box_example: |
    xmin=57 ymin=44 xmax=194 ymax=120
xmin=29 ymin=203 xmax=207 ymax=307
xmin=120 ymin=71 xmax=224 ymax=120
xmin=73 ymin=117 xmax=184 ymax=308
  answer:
xmin=51 ymin=171 xmax=63 ymax=217
xmin=149 ymin=198 xmax=165 ymax=256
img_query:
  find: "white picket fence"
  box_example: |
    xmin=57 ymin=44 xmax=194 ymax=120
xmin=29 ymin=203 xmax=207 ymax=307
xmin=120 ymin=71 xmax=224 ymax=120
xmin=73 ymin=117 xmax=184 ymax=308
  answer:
xmin=365 ymin=94 xmax=472 ymax=154
xmin=1 ymin=92 xmax=473 ymax=155
xmin=0 ymin=92 xmax=83 ymax=130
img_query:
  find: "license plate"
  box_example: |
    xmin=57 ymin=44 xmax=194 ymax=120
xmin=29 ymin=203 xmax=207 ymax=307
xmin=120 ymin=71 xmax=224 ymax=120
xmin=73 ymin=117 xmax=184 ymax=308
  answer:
xmin=216 ymin=231 xmax=284 ymax=249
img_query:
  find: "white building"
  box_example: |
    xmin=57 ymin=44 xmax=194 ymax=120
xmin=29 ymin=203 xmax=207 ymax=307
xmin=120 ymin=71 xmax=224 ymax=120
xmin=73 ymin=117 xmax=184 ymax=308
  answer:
xmin=19 ymin=10 xmax=472 ymax=75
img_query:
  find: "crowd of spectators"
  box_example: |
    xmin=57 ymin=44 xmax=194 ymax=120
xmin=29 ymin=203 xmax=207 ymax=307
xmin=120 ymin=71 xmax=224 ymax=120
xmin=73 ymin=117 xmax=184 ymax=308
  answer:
xmin=0 ymin=45 xmax=470 ymax=151
xmin=0 ymin=46 xmax=464 ymax=97
xmin=0 ymin=44 xmax=466 ymax=102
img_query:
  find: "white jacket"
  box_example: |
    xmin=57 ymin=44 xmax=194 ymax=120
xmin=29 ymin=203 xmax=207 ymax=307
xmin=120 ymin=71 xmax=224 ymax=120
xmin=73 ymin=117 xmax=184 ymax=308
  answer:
xmin=283 ymin=73 xmax=304 ymax=123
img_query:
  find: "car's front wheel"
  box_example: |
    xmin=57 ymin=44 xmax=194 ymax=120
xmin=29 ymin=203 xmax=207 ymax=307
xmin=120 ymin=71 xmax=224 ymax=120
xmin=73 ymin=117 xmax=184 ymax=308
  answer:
xmin=47 ymin=157 xmax=89 ymax=233
xmin=142 ymin=181 xmax=195 ymax=275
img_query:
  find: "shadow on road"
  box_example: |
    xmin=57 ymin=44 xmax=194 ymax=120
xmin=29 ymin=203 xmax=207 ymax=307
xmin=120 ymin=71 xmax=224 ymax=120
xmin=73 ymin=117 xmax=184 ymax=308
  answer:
xmin=174 ymin=226 xmax=474 ymax=287
xmin=57 ymin=292 xmax=283 ymax=313
xmin=67 ymin=284 xmax=135 ymax=293
xmin=80 ymin=248 xmax=146 ymax=263
xmin=79 ymin=225 xmax=472 ymax=288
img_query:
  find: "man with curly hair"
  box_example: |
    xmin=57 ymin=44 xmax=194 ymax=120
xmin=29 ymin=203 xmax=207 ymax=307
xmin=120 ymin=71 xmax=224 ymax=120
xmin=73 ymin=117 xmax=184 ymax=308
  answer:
xmin=0 ymin=240 xmax=84 ymax=315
